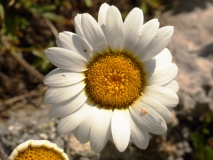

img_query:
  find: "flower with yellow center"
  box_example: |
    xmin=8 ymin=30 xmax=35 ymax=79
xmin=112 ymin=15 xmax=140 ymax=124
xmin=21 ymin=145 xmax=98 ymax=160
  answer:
xmin=44 ymin=3 xmax=179 ymax=152
xmin=8 ymin=140 xmax=68 ymax=160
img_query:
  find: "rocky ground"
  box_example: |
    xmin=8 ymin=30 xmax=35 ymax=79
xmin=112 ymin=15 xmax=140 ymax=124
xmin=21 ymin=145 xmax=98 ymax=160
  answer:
xmin=1 ymin=0 xmax=213 ymax=160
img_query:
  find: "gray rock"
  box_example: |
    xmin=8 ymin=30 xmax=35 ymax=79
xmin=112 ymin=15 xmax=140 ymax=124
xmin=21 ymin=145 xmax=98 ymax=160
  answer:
xmin=159 ymin=1 xmax=213 ymax=117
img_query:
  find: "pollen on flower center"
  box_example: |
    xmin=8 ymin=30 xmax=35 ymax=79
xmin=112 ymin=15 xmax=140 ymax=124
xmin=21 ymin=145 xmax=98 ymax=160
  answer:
xmin=85 ymin=52 xmax=146 ymax=109
xmin=15 ymin=147 xmax=65 ymax=160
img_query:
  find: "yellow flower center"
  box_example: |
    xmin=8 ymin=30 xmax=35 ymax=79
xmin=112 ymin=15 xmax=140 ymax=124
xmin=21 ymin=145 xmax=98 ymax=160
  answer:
xmin=85 ymin=52 xmax=146 ymax=109
xmin=15 ymin=147 xmax=65 ymax=160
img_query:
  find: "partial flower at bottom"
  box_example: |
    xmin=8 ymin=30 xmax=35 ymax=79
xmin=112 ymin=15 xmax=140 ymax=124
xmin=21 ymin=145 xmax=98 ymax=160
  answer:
xmin=8 ymin=139 xmax=68 ymax=160
xmin=44 ymin=3 xmax=179 ymax=152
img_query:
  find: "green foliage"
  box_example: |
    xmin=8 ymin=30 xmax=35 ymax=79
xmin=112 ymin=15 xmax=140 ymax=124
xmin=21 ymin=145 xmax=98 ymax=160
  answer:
xmin=1 ymin=0 xmax=65 ymax=37
xmin=0 ymin=0 xmax=67 ymax=72
xmin=190 ymin=113 xmax=213 ymax=160
xmin=0 ymin=4 xmax=4 ymax=23
xmin=140 ymin=0 xmax=163 ymax=14
xmin=0 ymin=0 xmax=169 ymax=73
xmin=84 ymin=0 xmax=93 ymax=8
xmin=31 ymin=40 xmax=55 ymax=72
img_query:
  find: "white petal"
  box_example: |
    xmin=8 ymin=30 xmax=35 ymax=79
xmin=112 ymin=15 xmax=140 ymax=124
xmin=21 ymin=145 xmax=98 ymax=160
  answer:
xmin=73 ymin=128 xmax=79 ymax=140
xmin=9 ymin=149 xmax=19 ymax=160
xmin=129 ymin=102 xmax=167 ymax=134
xmin=57 ymin=32 xmax=93 ymax=61
xmin=56 ymin=38 xmax=63 ymax=48
xmin=129 ymin=115 xmax=149 ymax=149
xmin=42 ymin=141 xmax=57 ymax=149
xmin=44 ymin=82 xmax=85 ymax=104
xmin=57 ymin=101 xmax=92 ymax=134
xmin=74 ymin=14 xmax=85 ymax=38
xmin=75 ymin=106 xmax=97 ymax=144
xmin=123 ymin=8 xmax=144 ymax=52
xmin=90 ymin=108 xmax=112 ymax=152
xmin=140 ymin=26 xmax=174 ymax=61
xmin=44 ymin=68 xmax=85 ymax=87
xmin=111 ymin=109 xmax=130 ymax=152
xmin=49 ymin=90 xmax=87 ymax=118
xmin=144 ymin=48 xmax=172 ymax=76
xmin=133 ymin=19 xmax=159 ymax=56
xmin=16 ymin=140 xmax=31 ymax=152
xmin=30 ymin=140 xmax=45 ymax=147
xmin=81 ymin=13 xmax=108 ymax=54
xmin=148 ymin=63 xmax=178 ymax=86
xmin=154 ymin=48 xmax=172 ymax=66
xmin=143 ymin=59 xmax=156 ymax=78
xmin=140 ymin=96 xmax=171 ymax=122
xmin=144 ymin=86 xmax=179 ymax=109
xmin=164 ymin=80 xmax=179 ymax=92
xmin=45 ymin=47 xmax=88 ymax=72
xmin=105 ymin=6 xmax=125 ymax=52
xmin=98 ymin=3 xmax=110 ymax=33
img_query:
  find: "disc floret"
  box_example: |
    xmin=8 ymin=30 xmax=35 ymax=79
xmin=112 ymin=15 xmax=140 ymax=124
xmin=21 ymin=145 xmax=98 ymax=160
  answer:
xmin=85 ymin=52 xmax=146 ymax=109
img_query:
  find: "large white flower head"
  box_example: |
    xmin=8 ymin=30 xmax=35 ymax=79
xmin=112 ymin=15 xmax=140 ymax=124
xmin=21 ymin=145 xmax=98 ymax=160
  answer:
xmin=44 ymin=3 xmax=179 ymax=152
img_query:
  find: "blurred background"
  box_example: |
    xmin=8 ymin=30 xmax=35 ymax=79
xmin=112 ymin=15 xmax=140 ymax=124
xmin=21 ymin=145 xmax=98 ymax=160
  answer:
xmin=0 ymin=0 xmax=213 ymax=159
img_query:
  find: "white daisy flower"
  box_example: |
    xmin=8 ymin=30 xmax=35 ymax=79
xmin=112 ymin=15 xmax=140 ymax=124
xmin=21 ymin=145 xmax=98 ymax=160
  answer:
xmin=44 ymin=3 xmax=179 ymax=152
xmin=9 ymin=140 xmax=68 ymax=160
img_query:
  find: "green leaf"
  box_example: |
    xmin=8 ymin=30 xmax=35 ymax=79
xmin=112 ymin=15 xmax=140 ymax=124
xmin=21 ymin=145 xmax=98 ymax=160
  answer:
xmin=202 ymin=128 xmax=210 ymax=135
xmin=146 ymin=0 xmax=161 ymax=9
xmin=32 ymin=50 xmax=45 ymax=59
xmin=0 ymin=4 xmax=5 ymax=22
xmin=41 ymin=58 xmax=51 ymax=71
xmin=141 ymin=1 xmax=148 ymax=14
xmin=41 ymin=12 xmax=64 ymax=22
xmin=205 ymin=146 xmax=213 ymax=160
xmin=84 ymin=0 xmax=93 ymax=8
xmin=38 ymin=5 xmax=56 ymax=11
xmin=15 ymin=17 xmax=30 ymax=30
xmin=28 ymin=5 xmax=56 ymax=14
xmin=190 ymin=132 xmax=204 ymax=150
